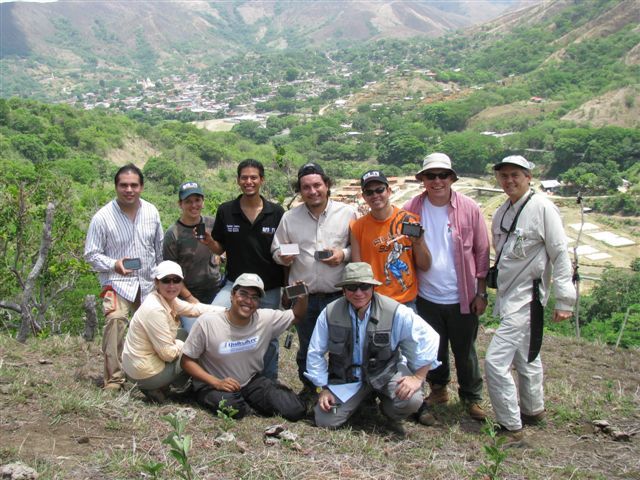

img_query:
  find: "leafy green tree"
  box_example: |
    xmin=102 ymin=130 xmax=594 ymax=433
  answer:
xmin=560 ymin=161 xmax=621 ymax=194
xmin=436 ymin=131 xmax=500 ymax=174
xmin=144 ymin=156 xmax=186 ymax=191
xmin=378 ymin=131 xmax=427 ymax=167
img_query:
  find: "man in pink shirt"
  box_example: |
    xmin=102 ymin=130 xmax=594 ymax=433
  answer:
xmin=404 ymin=153 xmax=490 ymax=424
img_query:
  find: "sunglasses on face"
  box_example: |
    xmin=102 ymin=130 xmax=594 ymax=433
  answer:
xmin=362 ymin=186 xmax=387 ymax=197
xmin=423 ymin=172 xmax=451 ymax=180
xmin=160 ymin=276 xmax=182 ymax=284
xmin=343 ymin=283 xmax=373 ymax=292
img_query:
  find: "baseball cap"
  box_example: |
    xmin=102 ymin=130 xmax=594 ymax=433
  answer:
xmin=493 ymin=155 xmax=535 ymax=171
xmin=360 ymin=170 xmax=389 ymax=189
xmin=416 ymin=153 xmax=458 ymax=180
xmin=154 ymin=261 xmax=184 ymax=280
xmin=232 ymin=273 xmax=265 ymax=297
xmin=335 ymin=262 xmax=382 ymax=287
xmin=297 ymin=162 xmax=325 ymax=179
xmin=179 ymin=181 xmax=204 ymax=200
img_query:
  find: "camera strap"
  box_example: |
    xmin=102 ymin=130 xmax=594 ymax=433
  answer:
xmin=492 ymin=191 xmax=535 ymax=268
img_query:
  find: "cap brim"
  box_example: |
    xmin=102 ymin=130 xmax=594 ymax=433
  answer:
xmin=335 ymin=279 xmax=383 ymax=288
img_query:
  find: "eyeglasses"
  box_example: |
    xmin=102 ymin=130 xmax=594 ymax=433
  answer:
xmin=235 ymin=289 xmax=261 ymax=303
xmin=160 ymin=276 xmax=182 ymax=284
xmin=362 ymin=186 xmax=386 ymax=197
xmin=343 ymin=284 xmax=373 ymax=292
xmin=423 ymin=172 xmax=451 ymax=180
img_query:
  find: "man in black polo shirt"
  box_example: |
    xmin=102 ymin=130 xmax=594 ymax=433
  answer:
xmin=204 ymin=159 xmax=285 ymax=380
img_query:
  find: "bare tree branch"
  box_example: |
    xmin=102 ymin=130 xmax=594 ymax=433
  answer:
xmin=0 ymin=300 xmax=21 ymax=313
xmin=17 ymin=202 xmax=56 ymax=342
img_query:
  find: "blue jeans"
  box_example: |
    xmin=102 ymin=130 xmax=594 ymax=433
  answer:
xmin=212 ymin=283 xmax=282 ymax=380
xmin=297 ymin=292 xmax=343 ymax=387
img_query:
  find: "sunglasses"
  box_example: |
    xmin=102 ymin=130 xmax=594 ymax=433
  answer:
xmin=343 ymin=283 xmax=373 ymax=292
xmin=160 ymin=276 xmax=182 ymax=284
xmin=423 ymin=172 xmax=451 ymax=180
xmin=362 ymin=186 xmax=387 ymax=197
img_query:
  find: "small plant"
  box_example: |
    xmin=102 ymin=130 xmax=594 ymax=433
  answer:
xmin=161 ymin=413 xmax=194 ymax=480
xmin=476 ymin=419 xmax=508 ymax=480
xmin=216 ymin=398 xmax=239 ymax=432
xmin=140 ymin=460 xmax=164 ymax=479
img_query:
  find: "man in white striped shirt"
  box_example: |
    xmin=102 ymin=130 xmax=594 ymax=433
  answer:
xmin=85 ymin=164 xmax=164 ymax=391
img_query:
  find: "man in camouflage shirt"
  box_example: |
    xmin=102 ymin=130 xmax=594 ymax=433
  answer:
xmin=163 ymin=181 xmax=222 ymax=331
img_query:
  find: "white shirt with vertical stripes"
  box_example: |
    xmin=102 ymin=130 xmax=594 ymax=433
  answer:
xmin=84 ymin=198 xmax=164 ymax=302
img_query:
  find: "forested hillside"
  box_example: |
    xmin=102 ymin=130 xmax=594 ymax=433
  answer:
xmin=0 ymin=95 xmax=638 ymax=346
xmin=0 ymin=0 xmax=638 ymax=343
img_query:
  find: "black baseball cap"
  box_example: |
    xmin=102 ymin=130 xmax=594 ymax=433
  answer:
xmin=179 ymin=182 xmax=204 ymax=200
xmin=297 ymin=162 xmax=325 ymax=179
xmin=360 ymin=170 xmax=389 ymax=189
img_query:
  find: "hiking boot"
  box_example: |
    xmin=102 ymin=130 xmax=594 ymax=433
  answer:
xmin=416 ymin=404 xmax=436 ymax=426
xmin=496 ymin=426 xmax=525 ymax=448
xmin=425 ymin=383 xmax=449 ymax=407
xmin=142 ymin=388 xmax=168 ymax=404
xmin=521 ymin=410 xmax=546 ymax=426
xmin=384 ymin=418 xmax=407 ymax=438
xmin=467 ymin=403 xmax=487 ymax=421
xmin=103 ymin=382 xmax=122 ymax=392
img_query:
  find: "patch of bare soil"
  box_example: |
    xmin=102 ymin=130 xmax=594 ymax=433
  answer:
xmin=562 ymin=87 xmax=640 ymax=128
xmin=467 ymin=100 xmax=564 ymax=128
xmin=1 ymin=328 xmax=638 ymax=479
xmin=107 ymin=136 xmax=159 ymax=169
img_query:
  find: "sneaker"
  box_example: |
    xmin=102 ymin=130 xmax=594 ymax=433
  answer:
xmin=496 ymin=425 xmax=525 ymax=448
xmin=298 ymin=386 xmax=317 ymax=416
xmin=416 ymin=403 xmax=436 ymax=426
xmin=171 ymin=378 xmax=193 ymax=396
xmin=425 ymin=383 xmax=449 ymax=407
xmin=467 ymin=403 xmax=487 ymax=421
xmin=521 ymin=410 xmax=546 ymax=426
xmin=103 ymin=382 xmax=122 ymax=391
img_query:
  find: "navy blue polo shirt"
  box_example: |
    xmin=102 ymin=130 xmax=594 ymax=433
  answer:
xmin=212 ymin=195 xmax=285 ymax=290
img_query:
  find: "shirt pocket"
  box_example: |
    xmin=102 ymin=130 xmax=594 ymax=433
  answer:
xmin=504 ymin=227 xmax=538 ymax=260
xmin=327 ymin=327 xmax=349 ymax=354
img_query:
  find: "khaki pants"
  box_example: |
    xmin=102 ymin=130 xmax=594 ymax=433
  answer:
xmin=314 ymin=364 xmax=424 ymax=428
xmin=485 ymin=302 xmax=545 ymax=431
xmin=101 ymin=287 xmax=139 ymax=387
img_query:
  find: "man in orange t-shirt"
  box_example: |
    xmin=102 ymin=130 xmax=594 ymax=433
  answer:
xmin=350 ymin=170 xmax=432 ymax=310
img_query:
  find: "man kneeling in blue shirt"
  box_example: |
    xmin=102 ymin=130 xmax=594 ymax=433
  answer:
xmin=305 ymin=262 xmax=440 ymax=436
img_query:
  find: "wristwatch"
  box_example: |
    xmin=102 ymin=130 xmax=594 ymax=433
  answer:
xmin=476 ymin=293 xmax=488 ymax=300
xmin=315 ymin=385 xmax=327 ymax=394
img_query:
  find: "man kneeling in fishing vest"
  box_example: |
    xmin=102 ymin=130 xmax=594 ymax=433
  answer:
xmin=305 ymin=262 xmax=440 ymax=436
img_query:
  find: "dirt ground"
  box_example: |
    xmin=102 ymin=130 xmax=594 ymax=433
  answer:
xmin=1 ymin=329 xmax=638 ymax=479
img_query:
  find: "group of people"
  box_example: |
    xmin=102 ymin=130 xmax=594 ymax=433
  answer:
xmin=84 ymin=152 xmax=575 ymax=443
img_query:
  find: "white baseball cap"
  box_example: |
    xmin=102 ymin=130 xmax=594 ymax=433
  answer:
xmin=153 ymin=261 xmax=184 ymax=280
xmin=232 ymin=273 xmax=265 ymax=297
xmin=493 ymin=155 xmax=535 ymax=171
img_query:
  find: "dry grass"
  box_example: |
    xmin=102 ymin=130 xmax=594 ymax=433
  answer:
xmin=0 ymin=330 xmax=639 ymax=479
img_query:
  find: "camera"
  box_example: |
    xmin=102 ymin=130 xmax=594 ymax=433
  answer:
xmin=284 ymin=283 xmax=309 ymax=299
xmin=486 ymin=266 xmax=499 ymax=289
xmin=314 ymin=250 xmax=332 ymax=261
xmin=401 ymin=222 xmax=423 ymax=238
xmin=195 ymin=222 xmax=206 ymax=240
xmin=123 ymin=258 xmax=141 ymax=270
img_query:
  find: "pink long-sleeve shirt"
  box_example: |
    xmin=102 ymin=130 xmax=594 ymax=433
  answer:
xmin=404 ymin=190 xmax=490 ymax=314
